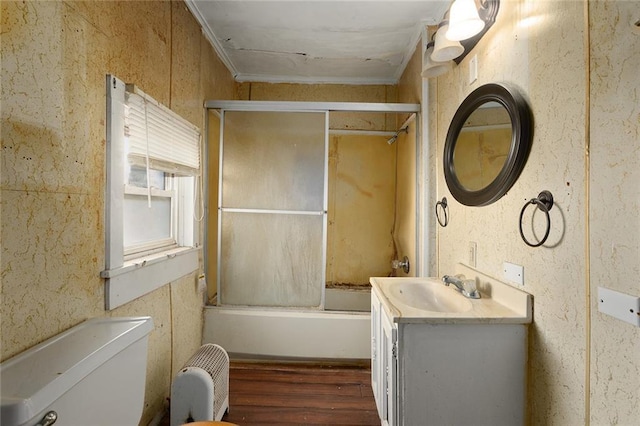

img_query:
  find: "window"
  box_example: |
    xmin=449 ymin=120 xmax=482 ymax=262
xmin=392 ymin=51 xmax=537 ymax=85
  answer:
xmin=101 ymin=75 xmax=201 ymax=309
xmin=123 ymin=166 xmax=175 ymax=258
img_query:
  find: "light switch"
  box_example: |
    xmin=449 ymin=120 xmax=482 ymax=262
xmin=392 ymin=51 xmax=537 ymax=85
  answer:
xmin=468 ymin=242 xmax=477 ymax=268
xmin=469 ymin=54 xmax=478 ymax=84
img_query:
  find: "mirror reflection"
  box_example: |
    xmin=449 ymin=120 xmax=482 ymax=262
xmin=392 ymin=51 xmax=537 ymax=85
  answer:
xmin=453 ymin=101 xmax=512 ymax=191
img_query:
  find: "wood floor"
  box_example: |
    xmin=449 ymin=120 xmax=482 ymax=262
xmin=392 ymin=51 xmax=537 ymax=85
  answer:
xmin=220 ymin=361 xmax=380 ymax=425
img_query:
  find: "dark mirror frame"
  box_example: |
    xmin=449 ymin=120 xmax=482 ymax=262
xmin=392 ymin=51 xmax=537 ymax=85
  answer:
xmin=443 ymin=83 xmax=532 ymax=206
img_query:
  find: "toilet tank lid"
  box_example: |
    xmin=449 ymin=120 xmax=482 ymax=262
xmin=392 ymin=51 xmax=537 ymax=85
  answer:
xmin=0 ymin=316 xmax=153 ymax=425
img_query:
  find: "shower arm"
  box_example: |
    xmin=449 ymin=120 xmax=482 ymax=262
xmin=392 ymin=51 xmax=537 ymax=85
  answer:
xmin=387 ymin=126 xmax=409 ymax=145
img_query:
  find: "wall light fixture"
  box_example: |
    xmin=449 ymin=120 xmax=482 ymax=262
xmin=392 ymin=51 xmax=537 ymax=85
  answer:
xmin=431 ymin=21 xmax=465 ymax=62
xmin=447 ymin=0 xmax=486 ymax=41
xmin=437 ymin=0 xmax=500 ymax=65
xmin=422 ymin=40 xmax=453 ymax=78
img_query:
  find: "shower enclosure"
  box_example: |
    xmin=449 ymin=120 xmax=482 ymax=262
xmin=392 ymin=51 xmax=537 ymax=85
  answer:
xmin=206 ymin=101 xmax=420 ymax=310
xmin=203 ymin=100 xmax=423 ymax=358
xmin=220 ymin=110 xmax=326 ymax=308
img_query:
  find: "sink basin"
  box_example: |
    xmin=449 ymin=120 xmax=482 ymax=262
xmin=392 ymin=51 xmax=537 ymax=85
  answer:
xmin=371 ymin=270 xmax=533 ymax=323
xmin=386 ymin=280 xmax=473 ymax=313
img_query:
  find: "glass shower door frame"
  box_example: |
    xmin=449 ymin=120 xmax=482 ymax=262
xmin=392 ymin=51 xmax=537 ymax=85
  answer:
xmin=216 ymin=108 xmax=330 ymax=308
xmin=206 ymin=100 xmax=422 ymax=309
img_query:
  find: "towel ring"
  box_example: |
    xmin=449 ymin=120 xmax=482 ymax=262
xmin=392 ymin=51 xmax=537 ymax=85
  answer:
xmin=435 ymin=197 xmax=449 ymax=227
xmin=519 ymin=190 xmax=554 ymax=247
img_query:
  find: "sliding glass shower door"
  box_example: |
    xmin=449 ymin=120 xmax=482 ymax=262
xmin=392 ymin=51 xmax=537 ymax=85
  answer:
xmin=218 ymin=110 xmax=328 ymax=307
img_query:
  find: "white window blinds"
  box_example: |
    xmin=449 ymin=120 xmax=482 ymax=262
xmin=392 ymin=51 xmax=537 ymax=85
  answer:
xmin=124 ymin=85 xmax=200 ymax=176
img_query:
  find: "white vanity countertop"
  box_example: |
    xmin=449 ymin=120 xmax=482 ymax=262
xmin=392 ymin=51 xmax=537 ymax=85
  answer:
xmin=370 ymin=264 xmax=532 ymax=325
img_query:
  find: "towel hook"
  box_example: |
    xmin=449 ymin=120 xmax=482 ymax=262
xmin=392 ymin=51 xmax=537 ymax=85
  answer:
xmin=435 ymin=197 xmax=449 ymax=227
xmin=519 ymin=190 xmax=554 ymax=247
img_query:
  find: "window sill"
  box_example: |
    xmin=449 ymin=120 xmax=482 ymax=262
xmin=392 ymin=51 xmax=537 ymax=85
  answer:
xmin=101 ymin=246 xmax=200 ymax=310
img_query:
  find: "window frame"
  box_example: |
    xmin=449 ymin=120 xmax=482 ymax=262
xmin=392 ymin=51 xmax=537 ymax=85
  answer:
xmin=122 ymin=181 xmax=177 ymax=258
xmin=101 ymin=75 xmax=200 ymax=310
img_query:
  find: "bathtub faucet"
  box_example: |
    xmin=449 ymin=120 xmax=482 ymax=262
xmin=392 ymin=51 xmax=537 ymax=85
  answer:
xmin=442 ymin=275 xmax=481 ymax=299
xmin=391 ymin=256 xmax=410 ymax=274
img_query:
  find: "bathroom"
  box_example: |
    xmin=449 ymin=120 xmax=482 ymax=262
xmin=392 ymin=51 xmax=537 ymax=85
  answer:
xmin=1 ymin=1 xmax=638 ymax=425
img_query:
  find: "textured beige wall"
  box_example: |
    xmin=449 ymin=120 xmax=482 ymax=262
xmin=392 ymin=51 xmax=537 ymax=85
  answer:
xmin=432 ymin=0 xmax=638 ymax=423
xmin=588 ymin=1 xmax=640 ymax=424
xmin=398 ymin=39 xmax=422 ymax=105
xmin=238 ymin=81 xmax=398 ymax=131
xmin=435 ymin=1 xmax=587 ymax=422
xmin=0 ymin=1 xmax=235 ymax=424
xmin=239 ymin=82 xmax=396 ymax=102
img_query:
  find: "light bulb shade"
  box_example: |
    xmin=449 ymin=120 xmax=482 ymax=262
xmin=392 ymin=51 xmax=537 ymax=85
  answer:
xmin=431 ymin=23 xmax=465 ymax=62
xmin=446 ymin=0 xmax=486 ymax=41
xmin=422 ymin=42 xmax=452 ymax=78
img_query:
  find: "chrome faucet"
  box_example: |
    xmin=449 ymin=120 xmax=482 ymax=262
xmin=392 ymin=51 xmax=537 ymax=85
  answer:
xmin=442 ymin=275 xmax=481 ymax=299
xmin=391 ymin=256 xmax=410 ymax=274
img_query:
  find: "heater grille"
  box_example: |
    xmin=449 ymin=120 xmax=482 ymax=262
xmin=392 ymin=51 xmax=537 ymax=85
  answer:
xmin=182 ymin=343 xmax=229 ymax=419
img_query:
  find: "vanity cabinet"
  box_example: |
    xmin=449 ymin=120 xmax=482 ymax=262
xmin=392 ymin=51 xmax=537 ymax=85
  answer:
xmin=371 ymin=290 xmax=396 ymax=425
xmin=370 ymin=290 xmax=382 ymax=418
xmin=371 ymin=284 xmax=528 ymax=426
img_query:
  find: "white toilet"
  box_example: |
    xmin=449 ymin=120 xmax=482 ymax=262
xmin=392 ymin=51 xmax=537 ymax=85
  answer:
xmin=0 ymin=316 xmax=154 ymax=426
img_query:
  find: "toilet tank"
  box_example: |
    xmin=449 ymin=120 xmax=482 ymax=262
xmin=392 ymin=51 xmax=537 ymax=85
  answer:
xmin=0 ymin=316 xmax=154 ymax=426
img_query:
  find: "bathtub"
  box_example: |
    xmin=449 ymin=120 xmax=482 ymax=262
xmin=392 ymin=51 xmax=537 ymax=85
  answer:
xmin=202 ymin=287 xmax=371 ymax=360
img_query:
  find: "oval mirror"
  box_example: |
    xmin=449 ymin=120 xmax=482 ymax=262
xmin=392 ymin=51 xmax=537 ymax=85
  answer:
xmin=443 ymin=83 xmax=532 ymax=206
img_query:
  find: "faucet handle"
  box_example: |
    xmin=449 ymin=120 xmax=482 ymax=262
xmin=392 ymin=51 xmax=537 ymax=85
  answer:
xmin=392 ymin=256 xmax=410 ymax=274
xmin=462 ymin=279 xmax=481 ymax=299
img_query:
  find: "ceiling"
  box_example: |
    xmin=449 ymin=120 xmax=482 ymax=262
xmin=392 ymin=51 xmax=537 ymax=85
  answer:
xmin=185 ymin=1 xmax=450 ymax=85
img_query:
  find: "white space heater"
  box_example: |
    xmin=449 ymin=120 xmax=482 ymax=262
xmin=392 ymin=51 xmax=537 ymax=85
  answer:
xmin=170 ymin=343 xmax=230 ymax=426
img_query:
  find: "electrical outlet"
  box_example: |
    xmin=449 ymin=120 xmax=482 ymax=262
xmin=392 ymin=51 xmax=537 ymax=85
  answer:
xmin=503 ymin=262 xmax=524 ymax=286
xmin=468 ymin=242 xmax=477 ymax=267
